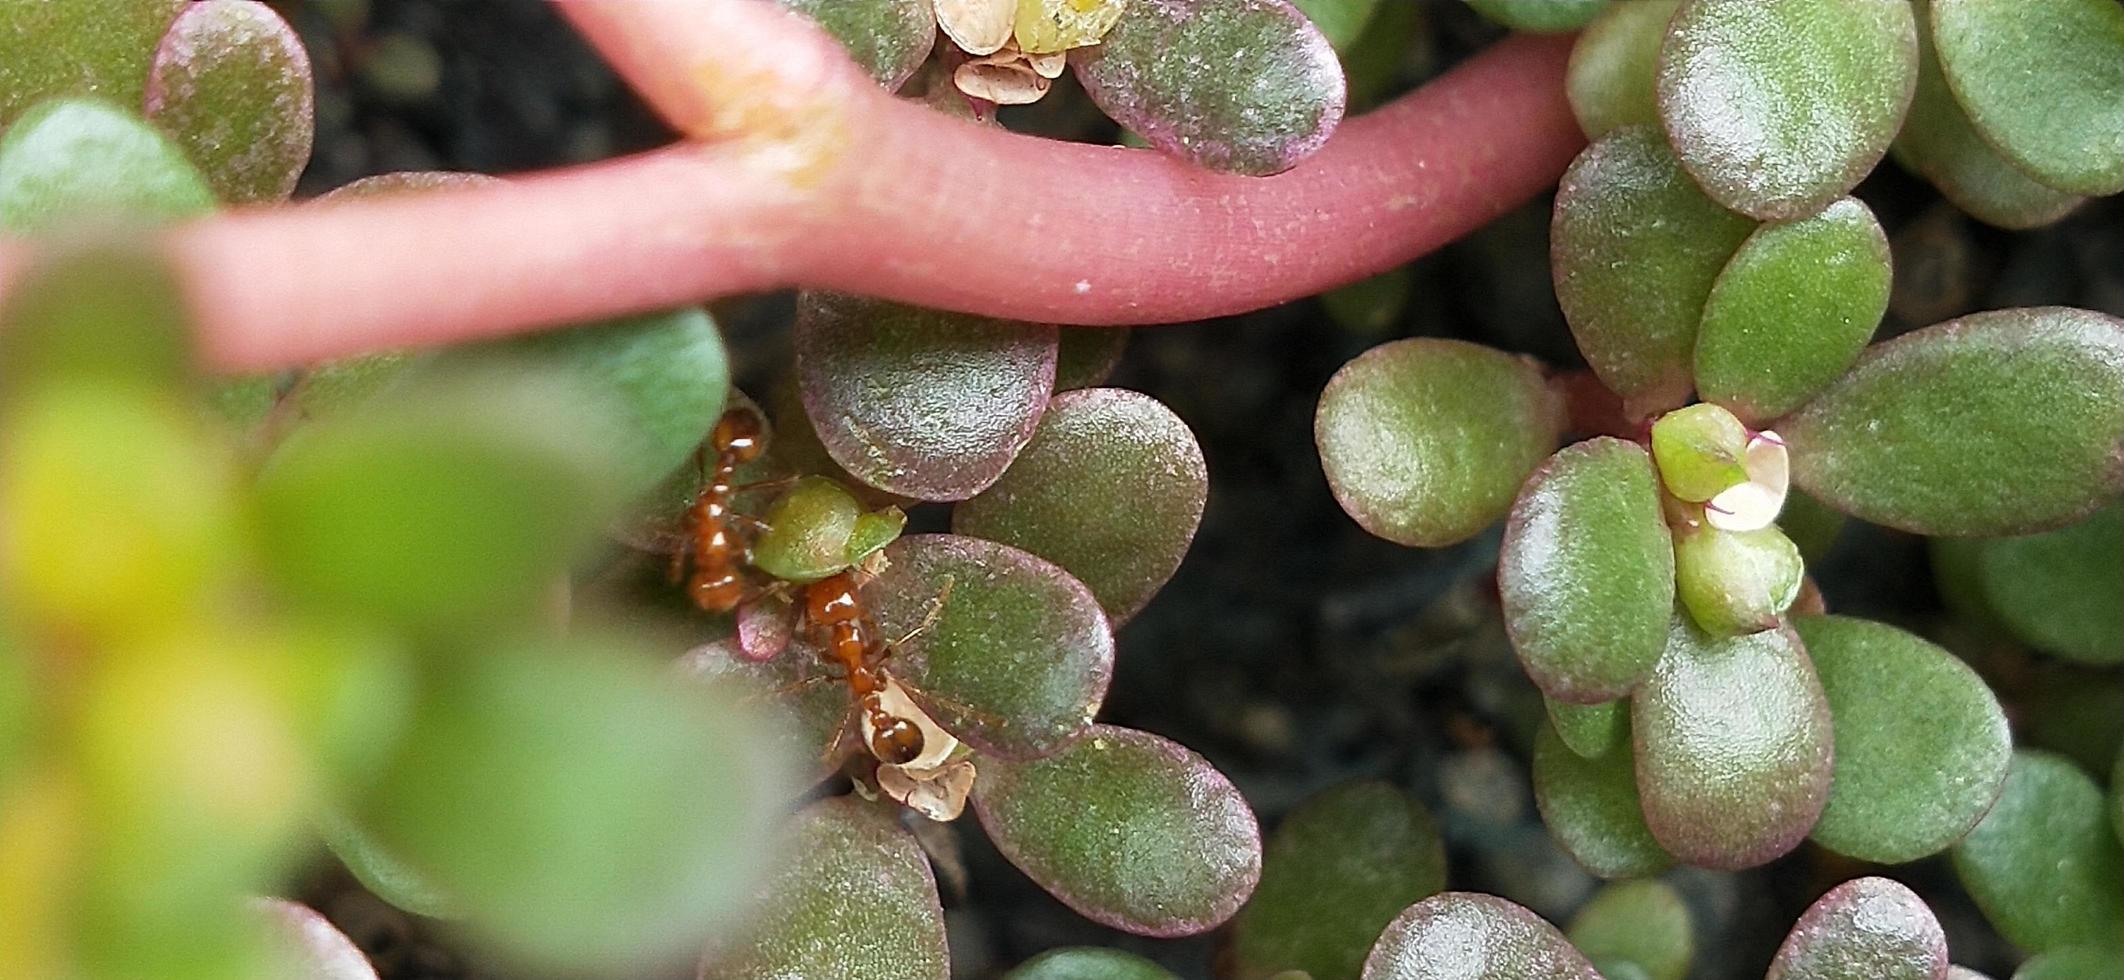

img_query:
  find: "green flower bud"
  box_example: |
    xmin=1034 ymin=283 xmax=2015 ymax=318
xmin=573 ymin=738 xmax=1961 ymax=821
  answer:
xmin=1673 ymin=523 xmax=1804 ymax=636
xmin=1650 ymin=403 xmax=1749 ymax=502
xmin=750 ymin=476 xmax=863 ymax=584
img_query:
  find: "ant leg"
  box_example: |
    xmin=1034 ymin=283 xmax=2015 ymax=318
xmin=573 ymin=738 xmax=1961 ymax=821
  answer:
xmin=731 ymin=513 xmax=774 ymax=536
xmin=731 ymin=475 xmax=802 ymax=496
xmin=892 ymin=575 xmax=956 ymax=648
xmin=666 ymin=539 xmax=690 ymax=585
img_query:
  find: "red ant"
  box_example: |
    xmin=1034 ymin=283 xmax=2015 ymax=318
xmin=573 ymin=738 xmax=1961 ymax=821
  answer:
xmin=803 ymin=569 xmax=927 ymax=766
xmin=673 ymin=408 xmax=767 ymax=612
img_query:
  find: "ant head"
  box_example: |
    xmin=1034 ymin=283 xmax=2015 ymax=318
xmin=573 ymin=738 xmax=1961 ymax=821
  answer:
xmin=712 ymin=407 xmax=767 ymax=464
xmin=869 ymin=716 xmax=925 ymax=766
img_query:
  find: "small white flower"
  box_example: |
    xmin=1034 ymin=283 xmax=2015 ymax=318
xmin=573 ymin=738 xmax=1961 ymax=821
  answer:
xmin=1704 ymin=430 xmax=1790 ymax=533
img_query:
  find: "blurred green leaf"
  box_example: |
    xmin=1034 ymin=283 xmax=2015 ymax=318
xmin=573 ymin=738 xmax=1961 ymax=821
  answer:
xmin=1565 ymin=0 xmax=1679 ymax=139
xmin=1290 ymin=0 xmax=1380 ymax=51
xmin=0 ymin=622 xmax=27 ymax=786
xmin=751 ymin=476 xmax=864 ymax=584
xmin=678 ymin=636 xmax=859 ymax=782
xmin=975 ymin=724 xmax=1260 ymax=936
xmin=1657 ymin=0 xmax=1916 ymax=220
xmin=1465 ymin=0 xmax=1606 ymax=33
xmin=252 ymin=899 xmax=379 ymax=980
xmin=1975 ymin=504 xmax=2123 ymax=666
xmin=1361 ymin=893 xmax=1598 ymax=979
xmin=0 ymin=0 xmax=186 ymax=124
xmin=318 ymin=810 xmax=459 ymax=920
xmin=1567 ymin=879 xmax=1692 ymax=980
xmin=1951 ymin=751 xmax=2124 ymax=953
xmin=2013 ymin=948 xmax=2124 ymax=980
xmin=0 ymin=240 xmax=194 ymax=391
xmin=144 ymin=1 xmax=313 ymax=204
xmin=2113 ymin=746 xmax=2123 ymax=850
xmin=282 ymin=352 xmax=412 ymax=427
xmin=1767 ymin=877 xmax=1947 ymax=980
xmin=1316 ymin=338 xmax=1562 ymax=547
xmin=1928 ymin=0 xmax=2124 ymax=196
xmin=1500 ymin=438 xmax=1674 ymax=702
xmin=1781 ymin=308 xmax=2124 ymax=536
xmin=1232 ymin=782 xmax=1447 ymax=980
xmin=1073 ymin=0 xmax=1345 ymax=176
xmin=1320 ymin=267 xmax=1413 ymax=339
xmin=1005 ymin=947 xmax=1179 ymax=980
xmin=1052 ymin=328 xmax=1128 ymax=392
xmin=1531 ymin=715 xmax=1673 ymax=879
xmin=775 ymin=0 xmax=935 ymax=89
xmin=0 ymin=98 xmax=214 ymax=232
xmin=1543 ymin=695 xmax=1624 ymax=760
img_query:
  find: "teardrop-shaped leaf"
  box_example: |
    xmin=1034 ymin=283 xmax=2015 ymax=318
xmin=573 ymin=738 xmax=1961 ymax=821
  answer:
xmin=700 ymin=797 xmax=947 ymax=980
xmin=1362 ymin=893 xmax=1599 ymax=980
xmin=1545 ymin=695 xmax=1626 ymax=760
xmin=1656 ymin=0 xmax=1917 ymax=220
xmin=867 ymin=535 xmax=1112 ymax=759
xmin=144 ymin=1 xmax=313 ymax=204
xmin=1695 ymin=197 xmax=1889 ymax=424
xmin=954 ymin=388 xmax=1205 ymax=623
xmin=253 ymin=899 xmax=380 ymax=980
xmin=1053 ymin=328 xmax=1128 ymax=391
xmin=1567 ymin=880 xmax=1692 ymax=980
xmin=1951 ymin=751 xmax=2124 ymax=953
xmin=1566 ymin=1 xmax=1680 ymax=140
xmin=1317 ymin=338 xmax=1563 ymax=547
xmin=1768 ymin=877 xmax=1948 ymax=980
xmin=1975 ymin=504 xmax=2124 ymax=666
xmin=1500 ymin=438 xmax=1674 ymax=702
xmin=0 ymin=0 xmax=186 ymax=124
xmin=1780 ymin=308 xmax=2124 ymax=537
xmin=0 ymin=98 xmax=214 ymax=233
xmin=776 ymin=0 xmax=936 ymax=89
xmin=1890 ymin=5 xmax=2083 ymax=231
xmin=1633 ymin=619 xmax=1832 ymax=870
xmin=1232 ymin=782 xmax=1447 ymax=980
xmin=1532 ymin=716 xmax=1673 ymax=879
xmin=1005 ymin=947 xmax=1180 ymax=980
xmin=1552 ymin=126 xmax=1755 ymax=412
xmin=1071 ymin=0 xmax=1346 ymax=176
xmin=678 ymin=636 xmax=855 ymax=782
xmin=975 ymin=724 xmax=1261 ymax=936
xmin=1289 ymin=0 xmax=1379 ymax=51
xmin=318 ymin=810 xmax=459 ymax=920
xmin=2014 ymin=949 xmax=2124 ymax=980
xmin=795 ymin=293 xmax=1056 ymax=501
xmin=1466 ymin=0 xmax=1607 ymax=33
xmin=1929 ymin=0 xmax=2124 ymax=197
xmin=1797 ymin=615 xmax=2010 ymax=864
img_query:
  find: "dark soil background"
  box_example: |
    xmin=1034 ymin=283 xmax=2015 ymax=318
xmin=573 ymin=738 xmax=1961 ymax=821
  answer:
xmin=280 ymin=1 xmax=2124 ymax=977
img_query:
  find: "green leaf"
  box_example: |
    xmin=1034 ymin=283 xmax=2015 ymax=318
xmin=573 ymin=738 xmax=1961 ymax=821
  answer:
xmin=1552 ymin=126 xmax=1755 ymax=413
xmin=1929 ymin=0 xmax=2124 ymax=197
xmin=1975 ymin=504 xmax=2124 ymax=666
xmin=1544 ymin=695 xmax=1625 ymax=760
xmin=1289 ymin=0 xmax=1380 ymax=51
xmin=253 ymin=900 xmax=378 ymax=980
xmin=1656 ymin=0 xmax=1917 ymax=220
xmin=1649 ymin=403 xmax=1748 ymax=503
xmin=1780 ymin=307 xmax=2124 ymax=537
xmin=1633 ymin=619 xmax=1832 ymax=870
xmin=1500 ymin=438 xmax=1675 ymax=702
xmin=954 ymin=388 xmax=1205 ymax=623
xmin=1797 ymin=616 xmax=2010 ymax=864
xmin=1053 ymin=328 xmax=1129 ymax=391
xmin=2014 ymin=949 xmax=2124 ymax=980
xmin=1321 ymin=267 xmax=1413 ymax=339
xmin=975 ymin=724 xmax=1261 ymax=937
xmin=869 ymin=535 xmax=1113 ymax=759
xmin=1567 ymin=880 xmax=1692 ymax=980
xmin=794 ymin=293 xmax=1057 ymax=501
xmin=1695 ymin=197 xmax=1890 ymax=424
xmin=701 ymin=797 xmax=947 ymax=980
xmin=318 ymin=810 xmax=459 ymax=920
xmin=1005 ymin=948 xmax=1180 ymax=980
xmin=2113 ymin=746 xmax=2123 ymax=851
xmin=1465 ymin=0 xmax=1607 ymax=33
xmin=1767 ymin=877 xmax=1947 ymax=980
xmin=0 ymin=0 xmax=186 ymax=124
xmin=0 ymin=98 xmax=214 ymax=233
xmin=1232 ymin=782 xmax=1448 ymax=980
xmin=1361 ymin=893 xmax=1599 ymax=980
xmin=678 ymin=636 xmax=859 ymax=782
xmin=1532 ymin=716 xmax=1673 ymax=879
xmin=1566 ymin=0 xmax=1681 ymax=140
xmin=1951 ymin=751 xmax=2124 ymax=953
xmin=1316 ymin=338 xmax=1563 ymax=547
xmin=144 ymin=0 xmax=314 ymax=204
xmin=1778 ymin=487 xmax=1846 ymax=564
xmin=775 ymin=0 xmax=936 ymax=89
xmin=0 ymin=240 xmax=194 ymax=398
xmin=1072 ymin=0 xmax=1346 ymax=176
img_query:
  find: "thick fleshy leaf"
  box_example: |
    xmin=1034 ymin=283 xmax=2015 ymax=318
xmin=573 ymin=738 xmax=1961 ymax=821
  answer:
xmin=144 ymin=1 xmax=314 ymax=204
xmin=1072 ymin=0 xmax=1346 ymax=176
xmin=1567 ymin=880 xmax=1692 ymax=980
xmin=1289 ymin=0 xmax=1379 ymax=50
xmin=1544 ymin=696 xmax=1625 ymax=760
xmin=974 ymin=724 xmax=1261 ymax=937
xmin=700 ymin=797 xmax=947 ymax=980
xmin=1232 ymin=782 xmax=1448 ymax=980
xmin=253 ymin=899 xmax=379 ymax=980
xmin=953 ymin=388 xmax=1205 ymax=623
xmin=1532 ymin=717 xmax=1673 ymax=879
xmin=1317 ymin=338 xmax=1563 ymax=547
xmin=1552 ymin=126 xmax=1755 ymax=413
xmin=318 ymin=811 xmax=458 ymax=920
xmin=867 ymin=535 xmax=1112 ymax=759
xmin=776 ymin=0 xmax=936 ymax=89
xmin=1005 ymin=947 xmax=1180 ymax=980
xmin=1929 ymin=0 xmax=2124 ymax=197
xmin=1695 ymin=197 xmax=1889 ymax=424
xmin=1361 ymin=893 xmax=1599 ymax=980
xmin=1975 ymin=505 xmax=2124 ymax=666
xmin=1780 ymin=308 xmax=2124 ymax=537
xmin=1499 ymin=438 xmax=1674 ymax=702
xmin=1465 ymin=0 xmax=1607 ymax=33
xmin=1566 ymin=0 xmax=1680 ymax=140
xmin=1951 ymin=751 xmax=2124 ymax=953
xmin=2014 ymin=949 xmax=2124 ymax=980
xmin=794 ymin=293 xmax=1056 ymax=501
xmin=0 ymin=98 xmax=214 ymax=233
xmin=0 ymin=0 xmax=185 ymax=124
xmin=1052 ymin=328 xmax=1128 ymax=391
xmin=1632 ymin=619 xmax=1832 ymax=870
xmin=1798 ymin=616 xmax=2009 ymax=864
xmin=1656 ymin=0 xmax=1917 ymax=220
xmin=1768 ymin=877 xmax=1948 ymax=980
xmin=323 ymin=170 xmax=495 ymax=198
xmin=1890 ymin=6 xmax=2083 ymax=231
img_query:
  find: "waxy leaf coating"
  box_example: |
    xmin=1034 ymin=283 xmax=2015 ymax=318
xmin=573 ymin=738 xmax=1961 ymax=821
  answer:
xmin=1361 ymin=893 xmax=1599 ymax=980
xmin=1566 ymin=880 xmax=1692 ymax=980
xmin=1657 ymin=0 xmax=1917 ymax=220
xmin=0 ymin=0 xmax=185 ymax=124
xmin=1073 ymin=0 xmax=1346 ymax=176
xmin=1798 ymin=616 xmax=2009 ymax=864
xmin=954 ymin=388 xmax=1205 ymax=623
xmin=1951 ymin=751 xmax=2124 ymax=953
xmin=1566 ymin=1 xmax=1680 ymax=140
xmin=1500 ymin=438 xmax=1674 ymax=703
xmin=1929 ymin=0 xmax=2124 ymax=197
xmin=1767 ymin=877 xmax=1948 ymax=980
xmin=776 ymin=0 xmax=936 ymax=89
xmin=0 ymin=98 xmax=214 ymax=233
xmin=795 ymin=293 xmax=1056 ymax=501
xmin=145 ymin=1 xmax=314 ymax=204
xmin=1317 ymin=338 xmax=1562 ymax=548
xmin=1005 ymin=947 xmax=1179 ymax=980
xmin=1633 ymin=619 xmax=1831 ymax=870
xmin=1780 ymin=307 xmax=2124 ymax=537
xmin=975 ymin=724 xmax=1261 ymax=936
xmin=1532 ymin=716 xmax=1672 ymax=879
xmin=1976 ymin=504 xmax=2124 ymax=666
